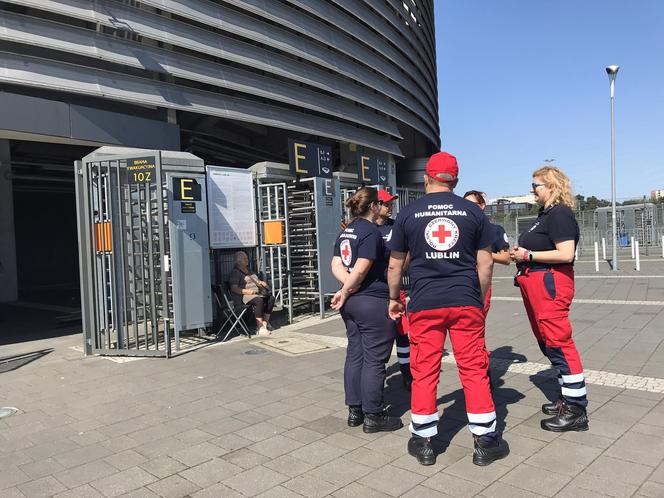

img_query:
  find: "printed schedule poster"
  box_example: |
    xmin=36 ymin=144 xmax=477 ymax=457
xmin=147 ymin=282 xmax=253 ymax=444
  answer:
xmin=206 ymin=166 xmax=257 ymax=248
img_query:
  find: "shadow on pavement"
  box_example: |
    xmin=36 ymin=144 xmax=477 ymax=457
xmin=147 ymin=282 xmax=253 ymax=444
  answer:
xmin=0 ymin=304 xmax=81 ymax=346
xmin=0 ymin=304 xmax=80 ymax=346
xmin=529 ymin=371 xmax=562 ymax=405
xmin=0 ymin=348 xmax=53 ymax=373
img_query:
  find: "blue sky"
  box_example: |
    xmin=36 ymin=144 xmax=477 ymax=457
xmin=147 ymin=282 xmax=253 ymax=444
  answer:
xmin=434 ymin=0 xmax=664 ymax=200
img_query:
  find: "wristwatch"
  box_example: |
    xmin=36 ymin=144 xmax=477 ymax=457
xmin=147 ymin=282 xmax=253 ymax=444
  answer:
xmin=528 ymin=250 xmax=534 ymax=262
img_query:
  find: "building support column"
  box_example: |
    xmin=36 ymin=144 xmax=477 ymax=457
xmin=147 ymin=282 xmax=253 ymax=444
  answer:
xmin=387 ymin=153 xmax=398 ymax=193
xmin=0 ymin=139 xmax=18 ymax=302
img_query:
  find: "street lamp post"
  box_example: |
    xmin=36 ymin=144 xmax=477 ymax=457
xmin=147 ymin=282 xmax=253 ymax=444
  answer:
xmin=606 ymin=65 xmax=619 ymax=271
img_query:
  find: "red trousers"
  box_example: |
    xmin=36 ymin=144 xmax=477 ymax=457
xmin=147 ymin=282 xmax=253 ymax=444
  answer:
xmin=408 ymin=306 xmax=496 ymax=437
xmin=483 ymin=285 xmax=492 ymax=316
xmin=517 ymin=266 xmax=587 ymax=406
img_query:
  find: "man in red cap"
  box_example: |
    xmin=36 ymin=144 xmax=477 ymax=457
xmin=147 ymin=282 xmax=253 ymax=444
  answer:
xmin=387 ymin=152 xmax=509 ymax=466
xmin=375 ymin=189 xmax=412 ymax=390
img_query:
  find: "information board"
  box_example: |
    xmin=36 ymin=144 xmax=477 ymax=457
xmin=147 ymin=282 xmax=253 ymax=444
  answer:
xmin=126 ymin=156 xmax=157 ymax=184
xmin=288 ymin=139 xmax=333 ymax=178
xmin=357 ymin=152 xmax=388 ymax=185
xmin=206 ymin=166 xmax=257 ymax=248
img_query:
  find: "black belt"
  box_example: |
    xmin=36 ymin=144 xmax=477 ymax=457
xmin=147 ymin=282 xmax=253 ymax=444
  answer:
xmin=516 ymin=263 xmax=554 ymax=273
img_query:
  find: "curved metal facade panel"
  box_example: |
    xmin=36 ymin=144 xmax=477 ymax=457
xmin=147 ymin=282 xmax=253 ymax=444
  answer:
xmin=0 ymin=12 xmax=402 ymax=138
xmin=219 ymin=0 xmax=436 ymax=108
xmin=0 ymin=53 xmax=402 ymax=155
xmin=0 ymin=0 xmax=439 ymax=158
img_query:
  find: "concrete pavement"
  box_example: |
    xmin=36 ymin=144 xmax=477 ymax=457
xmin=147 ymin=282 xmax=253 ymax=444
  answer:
xmin=1 ymin=261 xmax=664 ymax=497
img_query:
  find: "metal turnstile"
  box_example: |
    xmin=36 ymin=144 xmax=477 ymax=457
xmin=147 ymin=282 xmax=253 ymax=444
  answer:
xmin=76 ymin=148 xmax=212 ymax=357
xmin=287 ymin=180 xmax=319 ymax=314
xmin=253 ymin=172 xmax=340 ymax=318
xmin=251 ymin=163 xmax=341 ymax=319
xmin=256 ymin=183 xmax=293 ymax=323
xmin=288 ymin=177 xmax=340 ymax=318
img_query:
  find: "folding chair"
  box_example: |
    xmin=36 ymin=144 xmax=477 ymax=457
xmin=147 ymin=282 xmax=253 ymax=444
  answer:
xmin=212 ymin=284 xmax=252 ymax=341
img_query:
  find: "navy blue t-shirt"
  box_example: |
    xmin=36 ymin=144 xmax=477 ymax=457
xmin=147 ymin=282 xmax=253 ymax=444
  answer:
xmin=333 ymin=218 xmax=388 ymax=298
xmin=376 ymin=218 xmax=395 ymax=260
xmin=389 ymin=192 xmax=495 ymax=311
xmin=491 ymin=223 xmax=510 ymax=253
xmin=518 ymin=204 xmax=579 ymax=265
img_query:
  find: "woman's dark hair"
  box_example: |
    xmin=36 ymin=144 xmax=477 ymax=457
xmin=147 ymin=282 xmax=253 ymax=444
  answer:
xmin=463 ymin=190 xmax=487 ymax=205
xmin=345 ymin=187 xmax=378 ymax=218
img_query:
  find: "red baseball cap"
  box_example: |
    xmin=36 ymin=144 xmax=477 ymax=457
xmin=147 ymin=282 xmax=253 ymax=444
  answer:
xmin=377 ymin=189 xmax=398 ymax=203
xmin=425 ymin=152 xmax=459 ymax=182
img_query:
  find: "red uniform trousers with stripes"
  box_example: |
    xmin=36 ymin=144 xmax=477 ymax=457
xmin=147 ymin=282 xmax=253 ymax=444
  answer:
xmin=516 ymin=265 xmax=587 ymax=407
xmin=408 ymin=306 xmax=496 ymax=437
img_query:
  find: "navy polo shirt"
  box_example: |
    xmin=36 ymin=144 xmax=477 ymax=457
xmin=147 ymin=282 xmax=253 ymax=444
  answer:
xmin=390 ymin=192 xmax=495 ymax=311
xmin=333 ymin=218 xmax=388 ymax=298
xmin=491 ymin=223 xmax=510 ymax=253
xmin=519 ymin=204 xmax=579 ymax=256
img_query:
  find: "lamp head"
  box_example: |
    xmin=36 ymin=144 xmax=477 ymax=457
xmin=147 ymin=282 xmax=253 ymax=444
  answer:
xmin=606 ymin=65 xmax=620 ymax=82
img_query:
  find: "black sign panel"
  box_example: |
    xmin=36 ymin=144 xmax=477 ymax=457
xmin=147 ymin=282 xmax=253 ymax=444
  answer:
xmin=181 ymin=202 xmax=197 ymax=214
xmin=288 ymin=139 xmax=333 ymax=178
xmin=126 ymin=156 xmax=157 ymax=184
xmin=377 ymin=156 xmax=388 ymax=184
xmin=172 ymin=178 xmax=202 ymax=201
xmin=357 ymin=153 xmax=388 ymax=185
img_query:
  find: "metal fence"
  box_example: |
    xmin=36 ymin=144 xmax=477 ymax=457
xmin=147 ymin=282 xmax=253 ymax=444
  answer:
xmin=489 ymin=204 xmax=664 ymax=255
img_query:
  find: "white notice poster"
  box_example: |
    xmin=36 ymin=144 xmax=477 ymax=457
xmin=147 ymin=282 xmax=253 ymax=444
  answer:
xmin=206 ymin=166 xmax=257 ymax=248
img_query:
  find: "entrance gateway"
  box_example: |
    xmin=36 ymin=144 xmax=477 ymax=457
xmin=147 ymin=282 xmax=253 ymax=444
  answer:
xmin=75 ymin=148 xmax=212 ymax=357
xmin=76 ymin=149 xmax=347 ymax=357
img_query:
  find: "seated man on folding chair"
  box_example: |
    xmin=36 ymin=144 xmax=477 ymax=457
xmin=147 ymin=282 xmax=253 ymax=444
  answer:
xmin=228 ymin=251 xmax=275 ymax=336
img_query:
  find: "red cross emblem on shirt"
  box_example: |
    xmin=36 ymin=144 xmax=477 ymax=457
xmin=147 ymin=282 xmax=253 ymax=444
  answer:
xmin=432 ymin=224 xmax=453 ymax=244
xmin=340 ymin=239 xmax=352 ymax=265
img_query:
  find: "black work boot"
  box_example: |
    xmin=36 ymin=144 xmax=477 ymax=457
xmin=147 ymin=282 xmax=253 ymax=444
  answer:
xmin=347 ymin=405 xmax=364 ymax=427
xmin=408 ymin=436 xmax=436 ymax=466
xmin=363 ymin=409 xmax=403 ymax=433
xmin=541 ymin=397 xmax=564 ymax=415
xmin=472 ymin=434 xmax=510 ymax=466
xmin=541 ymin=402 xmax=589 ymax=432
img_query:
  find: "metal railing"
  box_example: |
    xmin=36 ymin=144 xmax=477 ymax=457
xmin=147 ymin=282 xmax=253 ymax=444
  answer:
xmin=489 ymin=205 xmax=664 ymax=254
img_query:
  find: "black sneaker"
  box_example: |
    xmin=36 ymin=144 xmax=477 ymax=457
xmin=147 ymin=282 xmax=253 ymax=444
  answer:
xmin=408 ymin=436 xmax=436 ymax=466
xmin=347 ymin=405 xmax=364 ymax=427
xmin=472 ymin=435 xmax=509 ymax=466
xmin=541 ymin=402 xmax=589 ymax=432
xmin=363 ymin=409 xmax=403 ymax=433
xmin=541 ymin=397 xmax=564 ymax=415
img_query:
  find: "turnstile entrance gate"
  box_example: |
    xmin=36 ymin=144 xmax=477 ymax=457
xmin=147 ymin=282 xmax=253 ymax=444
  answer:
xmin=254 ymin=171 xmax=340 ymax=320
xmin=75 ymin=148 xmax=212 ymax=357
xmin=287 ymin=177 xmax=340 ymax=318
xmin=256 ymin=182 xmax=293 ymax=322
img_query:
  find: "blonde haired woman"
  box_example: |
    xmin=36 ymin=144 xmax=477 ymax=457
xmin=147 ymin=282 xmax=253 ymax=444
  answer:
xmin=510 ymin=166 xmax=588 ymax=432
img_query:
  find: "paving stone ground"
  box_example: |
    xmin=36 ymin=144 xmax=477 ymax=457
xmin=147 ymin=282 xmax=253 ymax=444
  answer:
xmin=1 ymin=260 xmax=664 ymax=497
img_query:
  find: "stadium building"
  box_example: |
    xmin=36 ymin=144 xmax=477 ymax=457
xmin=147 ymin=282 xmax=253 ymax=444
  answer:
xmin=0 ymin=0 xmax=439 ymax=305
